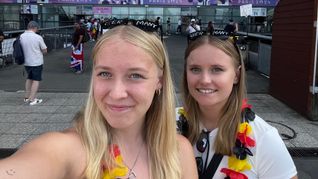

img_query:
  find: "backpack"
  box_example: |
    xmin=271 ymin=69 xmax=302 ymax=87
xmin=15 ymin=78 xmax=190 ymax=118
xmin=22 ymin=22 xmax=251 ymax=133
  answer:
xmin=12 ymin=36 xmax=25 ymax=65
xmin=82 ymin=28 xmax=90 ymax=43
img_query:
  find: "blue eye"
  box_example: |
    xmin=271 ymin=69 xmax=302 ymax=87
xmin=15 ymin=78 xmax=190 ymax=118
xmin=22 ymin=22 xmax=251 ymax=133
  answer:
xmin=190 ymin=67 xmax=201 ymax=74
xmin=211 ymin=67 xmax=223 ymax=73
xmin=98 ymin=71 xmax=112 ymax=78
xmin=129 ymin=73 xmax=144 ymax=79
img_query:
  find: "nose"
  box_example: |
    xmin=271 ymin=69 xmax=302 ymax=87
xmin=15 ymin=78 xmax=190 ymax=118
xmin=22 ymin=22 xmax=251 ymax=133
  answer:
xmin=200 ymin=71 xmax=211 ymax=84
xmin=108 ymin=80 xmax=128 ymax=99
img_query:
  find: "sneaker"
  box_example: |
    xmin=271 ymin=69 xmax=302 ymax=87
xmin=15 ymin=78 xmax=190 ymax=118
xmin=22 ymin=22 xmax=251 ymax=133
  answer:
xmin=24 ymin=98 xmax=29 ymax=103
xmin=29 ymin=98 xmax=43 ymax=106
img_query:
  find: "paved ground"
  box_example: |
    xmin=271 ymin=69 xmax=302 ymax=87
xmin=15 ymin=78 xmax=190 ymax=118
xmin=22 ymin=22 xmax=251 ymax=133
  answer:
xmin=0 ymin=35 xmax=317 ymax=178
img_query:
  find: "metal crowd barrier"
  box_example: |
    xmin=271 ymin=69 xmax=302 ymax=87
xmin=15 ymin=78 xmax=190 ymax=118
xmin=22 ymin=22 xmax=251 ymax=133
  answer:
xmin=237 ymin=31 xmax=272 ymax=76
xmin=0 ymin=25 xmax=75 ymax=68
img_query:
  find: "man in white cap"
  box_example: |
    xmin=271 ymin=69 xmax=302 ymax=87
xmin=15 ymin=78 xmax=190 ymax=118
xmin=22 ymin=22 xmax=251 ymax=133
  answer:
xmin=186 ymin=18 xmax=201 ymax=43
xmin=20 ymin=21 xmax=47 ymax=106
xmin=187 ymin=18 xmax=201 ymax=33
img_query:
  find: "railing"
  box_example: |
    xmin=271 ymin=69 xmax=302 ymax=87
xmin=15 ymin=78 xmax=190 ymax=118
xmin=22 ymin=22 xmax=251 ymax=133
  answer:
xmin=237 ymin=31 xmax=272 ymax=77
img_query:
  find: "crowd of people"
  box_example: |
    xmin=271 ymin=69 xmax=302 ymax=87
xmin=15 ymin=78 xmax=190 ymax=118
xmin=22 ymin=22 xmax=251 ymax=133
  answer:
xmin=0 ymin=17 xmax=298 ymax=179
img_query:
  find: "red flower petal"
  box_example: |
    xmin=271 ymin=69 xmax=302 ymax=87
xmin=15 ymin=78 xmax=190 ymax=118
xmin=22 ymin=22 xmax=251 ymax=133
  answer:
xmin=237 ymin=133 xmax=256 ymax=147
xmin=241 ymin=99 xmax=252 ymax=111
xmin=221 ymin=168 xmax=248 ymax=179
xmin=113 ymin=145 xmax=121 ymax=157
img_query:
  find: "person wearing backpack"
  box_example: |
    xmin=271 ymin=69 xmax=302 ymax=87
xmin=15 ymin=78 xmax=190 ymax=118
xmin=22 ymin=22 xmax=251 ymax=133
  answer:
xmin=71 ymin=22 xmax=85 ymax=74
xmin=20 ymin=21 xmax=47 ymax=106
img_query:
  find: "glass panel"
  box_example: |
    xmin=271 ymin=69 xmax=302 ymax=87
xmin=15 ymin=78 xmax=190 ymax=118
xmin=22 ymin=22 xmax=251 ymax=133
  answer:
xmin=3 ymin=5 xmax=20 ymax=14
xmin=147 ymin=7 xmax=163 ymax=16
xmin=129 ymin=15 xmax=146 ymax=20
xmin=129 ymin=7 xmax=146 ymax=15
xmin=180 ymin=7 xmax=197 ymax=16
xmin=62 ymin=6 xmax=76 ymax=18
xmin=42 ymin=14 xmax=58 ymax=21
xmin=112 ymin=7 xmax=129 ymax=16
xmin=42 ymin=6 xmax=58 ymax=14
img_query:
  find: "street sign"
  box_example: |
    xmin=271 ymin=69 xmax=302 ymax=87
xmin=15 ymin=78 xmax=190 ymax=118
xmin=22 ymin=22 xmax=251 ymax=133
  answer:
xmin=240 ymin=3 xmax=252 ymax=17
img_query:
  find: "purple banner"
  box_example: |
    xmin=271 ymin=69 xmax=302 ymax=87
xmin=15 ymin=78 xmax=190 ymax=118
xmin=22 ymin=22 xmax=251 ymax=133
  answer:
xmin=49 ymin=0 xmax=99 ymax=4
xmin=93 ymin=6 xmax=112 ymax=14
xmin=195 ymin=0 xmax=217 ymax=6
xmin=143 ymin=0 xmax=193 ymax=5
xmin=49 ymin=0 xmax=140 ymax=4
xmin=99 ymin=0 xmax=139 ymax=4
xmin=0 ymin=0 xmax=18 ymax=3
xmin=229 ymin=0 xmax=277 ymax=6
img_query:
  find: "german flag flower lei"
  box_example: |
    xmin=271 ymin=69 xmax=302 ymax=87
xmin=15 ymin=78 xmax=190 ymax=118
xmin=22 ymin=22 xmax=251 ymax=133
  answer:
xmin=177 ymin=99 xmax=256 ymax=179
xmin=102 ymin=144 xmax=129 ymax=179
xmin=220 ymin=99 xmax=256 ymax=179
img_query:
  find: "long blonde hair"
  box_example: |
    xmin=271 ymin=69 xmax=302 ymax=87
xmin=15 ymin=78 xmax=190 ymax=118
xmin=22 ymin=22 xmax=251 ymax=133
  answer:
xmin=182 ymin=36 xmax=246 ymax=155
xmin=75 ymin=25 xmax=181 ymax=179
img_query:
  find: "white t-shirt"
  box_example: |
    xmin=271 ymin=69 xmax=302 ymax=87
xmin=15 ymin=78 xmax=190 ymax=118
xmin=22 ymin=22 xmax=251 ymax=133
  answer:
xmin=187 ymin=24 xmax=201 ymax=34
xmin=176 ymin=107 xmax=297 ymax=179
xmin=20 ymin=30 xmax=47 ymax=66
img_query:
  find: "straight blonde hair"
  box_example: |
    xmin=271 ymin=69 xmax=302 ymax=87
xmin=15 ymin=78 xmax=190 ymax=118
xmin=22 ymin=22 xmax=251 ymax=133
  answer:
xmin=182 ymin=36 xmax=246 ymax=155
xmin=75 ymin=25 xmax=181 ymax=179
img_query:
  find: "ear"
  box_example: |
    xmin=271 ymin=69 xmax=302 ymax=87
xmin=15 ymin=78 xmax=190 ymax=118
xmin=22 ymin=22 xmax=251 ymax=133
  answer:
xmin=157 ymin=76 xmax=163 ymax=90
xmin=234 ymin=65 xmax=241 ymax=84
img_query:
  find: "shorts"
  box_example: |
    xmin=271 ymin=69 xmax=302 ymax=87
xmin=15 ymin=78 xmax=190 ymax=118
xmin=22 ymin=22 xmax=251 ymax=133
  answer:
xmin=24 ymin=65 xmax=43 ymax=81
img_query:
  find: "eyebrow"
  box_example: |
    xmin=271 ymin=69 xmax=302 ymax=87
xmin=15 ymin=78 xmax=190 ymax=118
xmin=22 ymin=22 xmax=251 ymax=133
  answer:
xmin=95 ymin=66 xmax=149 ymax=73
xmin=187 ymin=64 xmax=225 ymax=68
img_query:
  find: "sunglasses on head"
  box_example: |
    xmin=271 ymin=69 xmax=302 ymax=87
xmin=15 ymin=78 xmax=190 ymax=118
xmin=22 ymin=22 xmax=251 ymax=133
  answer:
xmin=105 ymin=19 xmax=163 ymax=41
xmin=106 ymin=19 xmax=159 ymax=32
xmin=195 ymin=130 xmax=210 ymax=175
xmin=189 ymin=29 xmax=240 ymax=41
xmin=189 ymin=30 xmax=244 ymax=67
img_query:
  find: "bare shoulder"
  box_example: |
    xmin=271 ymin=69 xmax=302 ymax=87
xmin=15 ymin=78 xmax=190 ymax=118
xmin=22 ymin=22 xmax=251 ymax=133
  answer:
xmin=176 ymin=134 xmax=198 ymax=179
xmin=176 ymin=134 xmax=193 ymax=151
xmin=0 ymin=128 xmax=86 ymax=179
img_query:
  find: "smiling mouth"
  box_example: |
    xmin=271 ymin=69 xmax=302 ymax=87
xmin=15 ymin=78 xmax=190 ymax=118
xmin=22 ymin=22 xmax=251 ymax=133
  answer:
xmin=196 ymin=88 xmax=217 ymax=94
xmin=108 ymin=104 xmax=132 ymax=112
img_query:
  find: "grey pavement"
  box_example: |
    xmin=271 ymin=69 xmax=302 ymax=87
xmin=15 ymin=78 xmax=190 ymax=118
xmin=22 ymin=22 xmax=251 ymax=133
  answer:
xmin=0 ymin=35 xmax=317 ymax=178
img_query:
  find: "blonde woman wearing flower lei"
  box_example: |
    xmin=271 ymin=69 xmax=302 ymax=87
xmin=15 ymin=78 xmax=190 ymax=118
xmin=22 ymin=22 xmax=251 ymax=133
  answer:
xmin=176 ymin=35 xmax=297 ymax=179
xmin=0 ymin=23 xmax=198 ymax=179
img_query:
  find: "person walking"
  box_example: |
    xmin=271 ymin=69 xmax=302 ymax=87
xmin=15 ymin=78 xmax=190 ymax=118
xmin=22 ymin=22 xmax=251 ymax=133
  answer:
xmin=20 ymin=21 xmax=47 ymax=106
xmin=166 ymin=17 xmax=171 ymax=35
xmin=206 ymin=21 xmax=214 ymax=35
xmin=176 ymin=18 xmax=182 ymax=34
xmin=71 ymin=22 xmax=85 ymax=74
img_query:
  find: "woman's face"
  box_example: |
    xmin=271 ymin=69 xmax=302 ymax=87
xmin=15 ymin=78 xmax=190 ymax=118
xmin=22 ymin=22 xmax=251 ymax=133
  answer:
xmin=93 ymin=38 xmax=162 ymax=130
xmin=186 ymin=44 xmax=239 ymax=109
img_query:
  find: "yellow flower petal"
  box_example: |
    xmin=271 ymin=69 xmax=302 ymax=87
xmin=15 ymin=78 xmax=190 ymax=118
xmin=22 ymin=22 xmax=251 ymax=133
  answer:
xmin=238 ymin=122 xmax=252 ymax=135
xmin=112 ymin=167 xmax=129 ymax=177
xmin=103 ymin=166 xmax=128 ymax=179
xmin=178 ymin=108 xmax=187 ymax=117
xmin=228 ymin=156 xmax=252 ymax=172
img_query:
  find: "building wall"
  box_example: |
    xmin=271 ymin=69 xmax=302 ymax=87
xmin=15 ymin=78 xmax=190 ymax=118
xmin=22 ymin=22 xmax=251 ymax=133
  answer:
xmin=270 ymin=0 xmax=317 ymax=119
xmin=0 ymin=4 xmax=274 ymax=32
